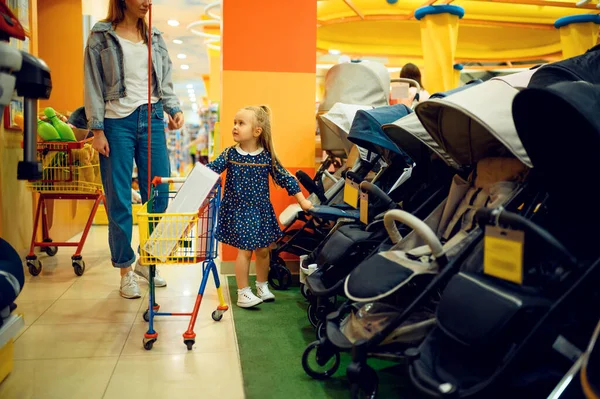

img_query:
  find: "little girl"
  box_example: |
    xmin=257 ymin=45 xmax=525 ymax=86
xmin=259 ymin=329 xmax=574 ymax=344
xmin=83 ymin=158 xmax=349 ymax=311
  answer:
xmin=207 ymin=105 xmax=312 ymax=308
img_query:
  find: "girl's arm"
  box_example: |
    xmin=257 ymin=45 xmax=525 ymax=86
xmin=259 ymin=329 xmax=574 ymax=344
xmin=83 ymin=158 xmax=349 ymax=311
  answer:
xmin=271 ymin=162 xmax=313 ymax=211
xmin=205 ymin=148 xmax=229 ymax=174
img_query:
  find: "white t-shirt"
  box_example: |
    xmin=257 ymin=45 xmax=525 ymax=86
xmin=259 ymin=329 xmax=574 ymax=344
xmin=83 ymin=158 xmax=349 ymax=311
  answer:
xmin=105 ymin=35 xmax=160 ymax=119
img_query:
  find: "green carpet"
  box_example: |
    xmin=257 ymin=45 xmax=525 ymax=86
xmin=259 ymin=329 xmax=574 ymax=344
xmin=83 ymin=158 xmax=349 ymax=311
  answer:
xmin=228 ymin=276 xmax=412 ymax=399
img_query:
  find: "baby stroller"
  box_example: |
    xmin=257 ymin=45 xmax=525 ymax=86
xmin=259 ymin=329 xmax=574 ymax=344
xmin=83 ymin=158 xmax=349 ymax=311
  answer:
xmin=303 ymin=105 xmax=459 ymax=338
xmin=317 ymin=61 xmax=391 ymax=171
xmin=302 ymin=80 xmax=484 ymax=339
xmin=268 ymin=104 xmax=411 ymax=290
xmin=407 ymin=80 xmax=600 ymax=398
xmin=301 ymin=70 xmax=538 ymax=397
xmin=0 ymin=238 xmax=25 ymax=329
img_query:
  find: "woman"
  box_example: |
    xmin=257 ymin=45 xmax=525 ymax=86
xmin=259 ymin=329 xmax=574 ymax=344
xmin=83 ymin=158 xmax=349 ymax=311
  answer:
xmin=399 ymin=63 xmax=430 ymax=106
xmin=84 ymin=0 xmax=183 ymax=299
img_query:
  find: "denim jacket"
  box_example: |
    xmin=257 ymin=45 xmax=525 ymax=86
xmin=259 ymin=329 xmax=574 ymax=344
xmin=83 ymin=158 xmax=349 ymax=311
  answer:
xmin=84 ymin=21 xmax=182 ymax=130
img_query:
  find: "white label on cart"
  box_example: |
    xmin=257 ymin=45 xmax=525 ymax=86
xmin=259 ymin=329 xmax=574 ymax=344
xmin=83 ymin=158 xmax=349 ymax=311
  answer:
xmin=143 ymin=162 xmax=220 ymax=262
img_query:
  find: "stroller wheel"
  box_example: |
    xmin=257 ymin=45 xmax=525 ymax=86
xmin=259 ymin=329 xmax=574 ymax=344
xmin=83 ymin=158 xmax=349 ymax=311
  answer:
xmin=307 ymin=303 xmax=319 ymax=328
xmin=301 ymin=283 xmax=310 ymax=300
xmin=316 ymin=321 xmax=326 ymax=340
xmin=350 ymin=367 xmax=378 ymax=399
xmin=268 ymin=262 xmax=292 ymax=290
xmin=302 ymin=341 xmax=340 ymax=380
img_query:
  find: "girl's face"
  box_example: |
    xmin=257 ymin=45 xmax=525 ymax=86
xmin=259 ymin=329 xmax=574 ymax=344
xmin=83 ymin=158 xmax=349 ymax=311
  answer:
xmin=124 ymin=0 xmax=149 ymax=19
xmin=232 ymin=110 xmax=261 ymax=144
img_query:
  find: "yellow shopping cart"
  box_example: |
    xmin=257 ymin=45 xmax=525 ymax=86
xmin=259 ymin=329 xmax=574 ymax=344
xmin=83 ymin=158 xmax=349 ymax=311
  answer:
xmin=137 ymin=176 xmax=228 ymax=351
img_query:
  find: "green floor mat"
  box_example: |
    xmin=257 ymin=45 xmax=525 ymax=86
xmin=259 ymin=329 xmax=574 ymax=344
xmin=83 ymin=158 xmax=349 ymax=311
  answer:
xmin=228 ymin=276 xmax=412 ymax=398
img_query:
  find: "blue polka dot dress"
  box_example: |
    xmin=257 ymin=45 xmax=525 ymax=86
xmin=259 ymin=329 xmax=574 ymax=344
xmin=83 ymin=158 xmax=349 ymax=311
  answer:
xmin=206 ymin=146 xmax=301 ymax=251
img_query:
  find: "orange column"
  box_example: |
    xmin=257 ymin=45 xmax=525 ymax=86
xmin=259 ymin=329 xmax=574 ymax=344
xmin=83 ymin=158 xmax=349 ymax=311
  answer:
xmin=221 ymin=0 xmax=316 ymax=262
xmin=38 ymin=0 xmax=84 ymax=113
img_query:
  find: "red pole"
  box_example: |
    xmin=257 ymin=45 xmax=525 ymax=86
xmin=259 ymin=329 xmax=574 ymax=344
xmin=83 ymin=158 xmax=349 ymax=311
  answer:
xmin=147 ymin=1 xmax=153 ymax=200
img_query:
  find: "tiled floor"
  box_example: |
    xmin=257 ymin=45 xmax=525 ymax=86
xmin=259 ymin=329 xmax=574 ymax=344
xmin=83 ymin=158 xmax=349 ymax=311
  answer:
xmin=0 ymin=226 xmax=244 ymax=399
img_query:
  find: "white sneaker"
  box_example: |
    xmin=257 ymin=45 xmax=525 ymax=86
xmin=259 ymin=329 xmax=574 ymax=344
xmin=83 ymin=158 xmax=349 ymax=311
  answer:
xmin=256 ymin=281 xmax=275 ymax=302
xmin=120 ymin=271 xmax=141 ymax=299
xmin=237 ymin=287 xmax=263 ymax=308
xmin=134 ymin=260 xmax=167 ymax=287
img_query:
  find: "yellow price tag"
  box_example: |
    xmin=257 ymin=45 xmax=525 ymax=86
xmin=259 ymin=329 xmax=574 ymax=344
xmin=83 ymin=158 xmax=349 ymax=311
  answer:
xmin=360 ymin=192 xmax=369 ymax=224
xmin=343 ymin=179 xmax=359 ymax=208
xmin=483 ymin=226 xmax=524 ymax=285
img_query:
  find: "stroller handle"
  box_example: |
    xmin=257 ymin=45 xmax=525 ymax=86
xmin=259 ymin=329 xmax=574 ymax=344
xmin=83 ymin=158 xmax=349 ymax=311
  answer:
xmin=359 ymin=182 xmax=395 ymax=210
xmin=391 ymin=78 xmax=421 ymax=92
xmin=383 ymin=210 xmax=444 ymax=258
xmin=475 ymin=207 xmax=578 ymax=269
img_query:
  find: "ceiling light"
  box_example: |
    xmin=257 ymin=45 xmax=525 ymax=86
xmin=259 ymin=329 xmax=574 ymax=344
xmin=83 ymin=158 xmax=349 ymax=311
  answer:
xmin=168 ymin=20 xmax=180 ymax=27
xmin=329 ymin=49 xmax=341 ymax=55
xmin=181 ymin=64 xmax=189 ymax=70
xmin=177 ymin=54 xmax=187 ymax=59
xmin=173 ymin=39 xmax=183 ymax=44
xmin=186 ymin=84 xmax=193 ymax=89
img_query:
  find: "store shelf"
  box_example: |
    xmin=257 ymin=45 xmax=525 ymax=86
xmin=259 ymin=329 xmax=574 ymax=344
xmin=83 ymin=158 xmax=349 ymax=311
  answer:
xmin=0 ymin=314 xmax=24 ymax=349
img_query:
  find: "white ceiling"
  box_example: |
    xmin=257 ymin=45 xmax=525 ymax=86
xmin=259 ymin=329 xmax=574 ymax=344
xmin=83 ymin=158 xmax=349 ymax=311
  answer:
xmin=150 ymin=0 xmax=214 ymax=124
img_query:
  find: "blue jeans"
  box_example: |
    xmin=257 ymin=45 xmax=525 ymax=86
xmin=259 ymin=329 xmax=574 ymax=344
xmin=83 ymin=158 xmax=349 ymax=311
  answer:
xmin=101 ymin=101 xmax=171 ymax=268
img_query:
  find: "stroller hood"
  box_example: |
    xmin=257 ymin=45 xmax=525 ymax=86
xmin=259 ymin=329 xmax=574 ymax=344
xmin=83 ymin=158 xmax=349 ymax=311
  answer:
xmin=415 ymin=69 xmax=535 ymax=168
xmin=347 ymin=104 xmax=414 ymax=164
xmin=319 ymin=103 xmax=374 ymax=156
xmin=513 ymin=81 xmax=600 ymax=256
xmin=318 ymin=61 xmax=390 ymax=154
xmin=528 ymin=44 xmax=600 ymax=89
xmin=382 ymin=81 xmax=484 ymax=171
xmin=318 ymin=61 xmax=391 ymax=112
xmin=513 ymin=81 xmax=600 ymax=183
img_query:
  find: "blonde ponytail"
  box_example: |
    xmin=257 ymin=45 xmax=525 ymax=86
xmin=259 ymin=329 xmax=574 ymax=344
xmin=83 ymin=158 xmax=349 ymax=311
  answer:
xmin=244 ymin=104 xmax=287 ymax=187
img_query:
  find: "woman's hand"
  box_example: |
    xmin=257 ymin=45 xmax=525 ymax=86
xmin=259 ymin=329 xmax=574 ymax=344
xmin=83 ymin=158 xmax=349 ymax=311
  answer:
xmin=168 ymin=112 xmax=185 ymax=130
xmin=300 ymin=199 xmax=313 ymax=212
xmin=92 ymin=130 xmax=110 ymax=157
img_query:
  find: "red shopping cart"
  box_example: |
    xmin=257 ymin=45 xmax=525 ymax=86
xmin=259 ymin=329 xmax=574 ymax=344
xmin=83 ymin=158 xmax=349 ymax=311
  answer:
xmin=25 ymin=140 xmax=107 ymax=276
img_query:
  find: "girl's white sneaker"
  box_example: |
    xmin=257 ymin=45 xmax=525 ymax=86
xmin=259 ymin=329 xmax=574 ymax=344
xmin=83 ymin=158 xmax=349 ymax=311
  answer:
xmin=237 ymin=287 xmax=263 ymax=308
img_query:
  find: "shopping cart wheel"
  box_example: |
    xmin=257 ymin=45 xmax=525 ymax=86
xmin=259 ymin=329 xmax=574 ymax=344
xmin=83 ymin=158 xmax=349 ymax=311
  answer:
xmin=43 ymin=239 xmax=58 ymax=257
xmin=72 ymin=259 xmax=85 ymax=276
xmin=301 ymin=341 xmax=340 ymax=380
xmin=143 ymin=310 xmax=150 ymax=322
xmin=211 ymin=310 xmax=224 ymax=322
xmin=27 ymin=259 xmax=42 ymax=276
xmin=268 ymin=263 xmax=292 ymax=290
xmin=184 ymin=339 xmax=195 ymax=351
xmin=143 ymin=338 xmax=156 ymax=350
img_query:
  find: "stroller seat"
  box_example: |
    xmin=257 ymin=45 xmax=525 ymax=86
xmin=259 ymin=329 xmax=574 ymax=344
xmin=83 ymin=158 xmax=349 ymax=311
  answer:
xmin=345 ymin=157 xmax=527 ymax=303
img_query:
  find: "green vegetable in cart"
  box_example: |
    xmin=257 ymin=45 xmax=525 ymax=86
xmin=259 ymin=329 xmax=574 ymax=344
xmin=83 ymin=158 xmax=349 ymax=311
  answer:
xmin=37 ymin=119 xmax=61 ymax=141
xmin=44 ymin=107 xmax=77 ymax=142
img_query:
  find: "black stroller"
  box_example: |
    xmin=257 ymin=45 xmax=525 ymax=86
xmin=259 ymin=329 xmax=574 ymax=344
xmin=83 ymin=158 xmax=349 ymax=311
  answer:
xmin=301 ymin=70 xmax=539 ymax=397
xmin=407 ymin=80 xmax=600 ymax=398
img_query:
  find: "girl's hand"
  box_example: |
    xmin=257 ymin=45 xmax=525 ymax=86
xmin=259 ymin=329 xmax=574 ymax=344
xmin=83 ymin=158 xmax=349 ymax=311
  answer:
xmin=300 ymin=199 xmax=313 ymax=212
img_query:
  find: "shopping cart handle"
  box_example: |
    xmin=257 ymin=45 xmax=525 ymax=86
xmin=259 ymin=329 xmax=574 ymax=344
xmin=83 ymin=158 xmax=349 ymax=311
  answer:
xmin=152 ymin=176 xmax=188 ymax=185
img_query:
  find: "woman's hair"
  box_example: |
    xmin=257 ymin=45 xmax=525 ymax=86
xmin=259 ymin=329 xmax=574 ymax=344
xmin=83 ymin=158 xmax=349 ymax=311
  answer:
xmin=103 ymin=0 xmax=149 ymax=43
xmin=244 ymin=105 xmax=287 ymax=186
xmin=400 ymin=63 xmax=424 ymax=90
